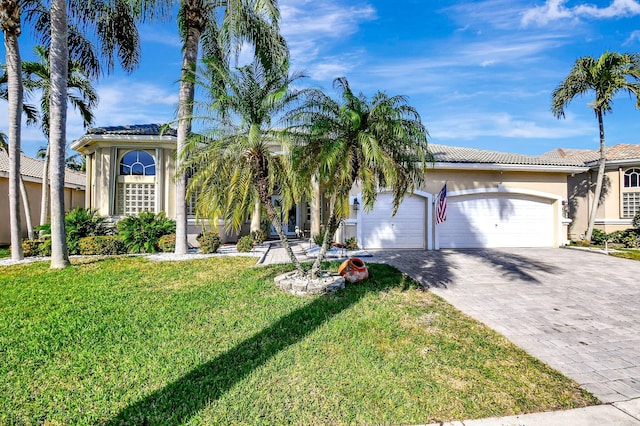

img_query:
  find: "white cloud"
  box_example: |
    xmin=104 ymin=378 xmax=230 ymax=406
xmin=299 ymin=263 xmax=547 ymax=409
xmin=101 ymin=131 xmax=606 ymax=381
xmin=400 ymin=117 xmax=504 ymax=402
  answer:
xmin=279 ymin=0 xmax=376 ymax=80
xmin=522 ymin=0 xmax=640 ymax=26
xmin=92 ymin=80 xmax=179 ymax=127
xmin=431 ymin=111 xmax=593 ymax=140
xmin=624 ymin=30 xmax=640 ymax=44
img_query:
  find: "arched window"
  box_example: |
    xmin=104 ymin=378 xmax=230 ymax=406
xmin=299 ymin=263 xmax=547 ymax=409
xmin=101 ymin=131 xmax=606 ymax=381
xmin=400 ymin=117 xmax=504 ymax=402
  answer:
xmin=624 ymin=168 xmax=640 ymax=188
xmin=116 ymin=150 xmax=156 ymax=215
xmin=119 ymin=150 xmax=156 ymax=176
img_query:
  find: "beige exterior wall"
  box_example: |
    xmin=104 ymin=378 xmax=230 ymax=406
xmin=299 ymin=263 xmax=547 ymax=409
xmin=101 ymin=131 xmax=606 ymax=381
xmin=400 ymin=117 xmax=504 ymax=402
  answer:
xmin=347 ymin=167 xmax=570 ymax=248
xmin=0 ymin=177 xmax=85 ymax=245
xmin=569 ymin=166 xmax=639 ymax=239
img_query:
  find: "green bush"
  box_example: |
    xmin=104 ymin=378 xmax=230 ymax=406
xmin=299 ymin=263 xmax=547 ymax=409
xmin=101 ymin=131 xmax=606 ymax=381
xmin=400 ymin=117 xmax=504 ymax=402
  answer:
xmin=21 ymin=239 xmax=49 ymax=257
xmin=344 ymin=237 xmax=358 ymax=250
xmin=65 ymin=207 xmax=112 ymax=254
xmin=197 ymin=231 xmax=222 ymax=254
xmin=158 ymin=234 xmax=176 ymax=252
xmin=633 ymin=211 xmax=640 ymax=229
xmin=78 ymin=236 xmax=126 ymax=255
xmin=117 ymin=212 xmax=176 ymax=253
xmin=251 ymin=229 xmax=266 ymax=244
xmin=313 ymin=234 xmax=325 ymax=246
xmin=590 ymin=228 xmax=608 ymax=245
xmin=622 ymin=233 xmax=638 ymax=248
xmin=236 ymin=235 xmax=254 ymax=252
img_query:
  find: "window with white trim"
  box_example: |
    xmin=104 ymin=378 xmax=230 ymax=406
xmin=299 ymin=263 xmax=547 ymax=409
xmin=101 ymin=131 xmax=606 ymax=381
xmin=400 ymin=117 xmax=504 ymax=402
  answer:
xmin=622 ymin=168 xmax=640 ymax=218
xmin=116 ymin=150 xmax=156 ymax=215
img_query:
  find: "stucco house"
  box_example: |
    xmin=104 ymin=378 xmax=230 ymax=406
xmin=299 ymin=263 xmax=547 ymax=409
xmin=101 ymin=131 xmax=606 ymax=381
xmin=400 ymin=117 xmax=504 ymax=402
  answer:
xmin=542 ymin=144 xmax=640 ymax=240
xmin=73 ymin=123 xmax=603 ymax=250
xmin=0 ymin=150 xmax=85 ymax=245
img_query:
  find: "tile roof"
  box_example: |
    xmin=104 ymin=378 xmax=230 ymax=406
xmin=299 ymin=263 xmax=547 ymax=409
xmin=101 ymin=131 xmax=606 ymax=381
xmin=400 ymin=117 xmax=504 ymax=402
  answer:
xmin=428 ymin=143 xmax=585 ymax=167
xmin=86 ymin=123 xmax=177 ymax=137
xmin=539 ymin=144 xmax=640 ymax=165
xmin=0 ymin=150 xmax=85 ymax=187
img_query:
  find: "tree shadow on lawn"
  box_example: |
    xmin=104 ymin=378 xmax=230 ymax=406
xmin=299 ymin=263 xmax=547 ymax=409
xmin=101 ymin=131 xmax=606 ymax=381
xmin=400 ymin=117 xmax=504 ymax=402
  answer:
xmin=377 ymin=248 xmax=559 ymax=289
xmin=107 ymin=263 xmax=413 ymax=425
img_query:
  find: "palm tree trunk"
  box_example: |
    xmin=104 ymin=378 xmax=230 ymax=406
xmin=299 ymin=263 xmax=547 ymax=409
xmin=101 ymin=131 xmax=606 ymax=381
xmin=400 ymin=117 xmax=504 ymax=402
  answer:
xmin=585 ymin=108 xmax=606 ymax=242
xmin=48 ymin=0 xmax=70 ymax=268
xmin=18 ymin=174 xmax=35 ymax=239
xmin=39 ymin=145 xmax=50 ymax=227
xmin=254 ymin=163 xmax=304 ymax=273
xmin=174 ymin=17 xmax=202 ymax=255
xmin=310 ymin=194 xmax=340 ymax=279
xmin=3 ymin=14 xmax=24 ymax=260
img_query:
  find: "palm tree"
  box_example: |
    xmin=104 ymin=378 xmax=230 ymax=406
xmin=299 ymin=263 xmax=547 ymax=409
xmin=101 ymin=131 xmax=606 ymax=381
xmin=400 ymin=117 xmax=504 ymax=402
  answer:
xmin=1 ymin=0 xmax=25 ymax=260
xmin=552 ymin=52 xmax=640 ymax=242
xmin=19 ymin=45 xmax=97 ymax=226
xmin=183 ymin=59 xmax=307 ymax=273
xmin=172 ymin=0 xmax=287 ymax=255
xmin=287 ymin=78 xmax=430 ymax=278
xmin=46 ymin=0 xmax=142 ymax=268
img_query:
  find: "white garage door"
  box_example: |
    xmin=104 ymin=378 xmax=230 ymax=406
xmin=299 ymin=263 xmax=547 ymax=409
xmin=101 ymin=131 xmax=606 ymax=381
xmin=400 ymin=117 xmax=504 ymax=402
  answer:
xmin=439 ymin=193 xmax=554 ymax=248
xmin=360 ymin=194 xmax=426 ymax=249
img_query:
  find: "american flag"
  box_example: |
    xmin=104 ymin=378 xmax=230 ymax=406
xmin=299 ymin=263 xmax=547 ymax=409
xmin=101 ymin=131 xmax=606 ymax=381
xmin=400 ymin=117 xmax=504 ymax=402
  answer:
xmin=436 ymin=183 xmax=447 ymax=224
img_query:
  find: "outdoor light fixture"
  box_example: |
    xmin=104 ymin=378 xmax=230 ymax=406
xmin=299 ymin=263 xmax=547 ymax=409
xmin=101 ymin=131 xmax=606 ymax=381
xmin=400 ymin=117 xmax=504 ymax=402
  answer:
xmin=353 ymin=197 xmax=360 ymax=211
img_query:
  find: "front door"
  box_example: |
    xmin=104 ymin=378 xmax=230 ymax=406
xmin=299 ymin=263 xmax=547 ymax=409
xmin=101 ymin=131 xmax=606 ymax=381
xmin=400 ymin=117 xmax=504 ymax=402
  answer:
xmin=270 ymin=196 xmax=298 ymax=237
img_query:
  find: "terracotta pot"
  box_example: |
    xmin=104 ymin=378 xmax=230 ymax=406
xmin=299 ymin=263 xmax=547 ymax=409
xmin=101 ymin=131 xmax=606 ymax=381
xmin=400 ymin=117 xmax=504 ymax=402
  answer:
xmin=338 ymin=257 xmax=369 ymax=283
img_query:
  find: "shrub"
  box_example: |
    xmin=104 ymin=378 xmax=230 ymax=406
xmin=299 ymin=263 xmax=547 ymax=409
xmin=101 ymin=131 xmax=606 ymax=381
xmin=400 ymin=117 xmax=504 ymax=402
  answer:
xmin=590 ymin=228 xmax=608 ymax=245
xmin=313 ymin=234 xmax=325 ymax=246
xmin=78 ymin=236 xmax=126 ymax=255
xmin=197 ymin=231 xmax=222 ymax=254
xmin=22 ymin=239 xmax=50 ymax=257
xmin=633 ymin=211 xmax=640 ymax=229
xmin=251 ymin=229 xmax=266 ymax=245
xmin=344 ymin=237 xmax=358 ymax=250
xmin=158 ymin=234 xmax=176 ymax=252
xmin=236 ymin=235 xmax=255 ymax=252
xmin=117 ymin=212 xmax=176 ymax=253
xmin=65 ymin=207 xmax=112 ymax=254
xmin=622 ymin=233 xmax=638 ymax=249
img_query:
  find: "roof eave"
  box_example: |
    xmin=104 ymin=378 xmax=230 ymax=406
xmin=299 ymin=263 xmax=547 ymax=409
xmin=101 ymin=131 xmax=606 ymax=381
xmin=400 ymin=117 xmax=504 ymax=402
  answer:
xmin=71 ymin=134 xmax=177 ymax=153
xmin=429 ymin=162 xmax=588 ymax=173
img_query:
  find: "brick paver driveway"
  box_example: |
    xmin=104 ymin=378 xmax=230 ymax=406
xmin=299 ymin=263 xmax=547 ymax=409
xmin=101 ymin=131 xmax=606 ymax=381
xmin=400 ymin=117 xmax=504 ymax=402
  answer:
xmin=372 ymin=247 xmax=640 ymax=403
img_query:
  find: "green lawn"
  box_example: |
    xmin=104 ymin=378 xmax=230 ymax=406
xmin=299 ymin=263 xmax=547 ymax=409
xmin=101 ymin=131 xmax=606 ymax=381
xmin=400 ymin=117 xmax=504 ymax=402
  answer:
xmin=0 ymin=257 xmax=596 ymax=424
xmin=610 ymin=248 xmax=640 ymax=261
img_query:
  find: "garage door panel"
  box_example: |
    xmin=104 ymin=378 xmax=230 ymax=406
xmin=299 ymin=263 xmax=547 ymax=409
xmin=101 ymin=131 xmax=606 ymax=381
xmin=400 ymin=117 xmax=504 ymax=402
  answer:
xmin=439 ymin=194 xmax=553 ymax=248
xmin=360 ymin=194 xmax=425 ymax=249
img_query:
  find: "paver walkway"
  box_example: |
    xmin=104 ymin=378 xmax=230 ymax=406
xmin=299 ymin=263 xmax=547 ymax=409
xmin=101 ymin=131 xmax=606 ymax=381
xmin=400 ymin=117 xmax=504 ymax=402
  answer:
xmin=372 ymin=247 xmax=640 ymax=404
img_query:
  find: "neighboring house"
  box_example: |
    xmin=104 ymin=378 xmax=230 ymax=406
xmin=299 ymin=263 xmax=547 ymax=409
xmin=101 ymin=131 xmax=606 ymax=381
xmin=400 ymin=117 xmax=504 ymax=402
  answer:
xmin=542 ymin=144 xmax=640 ymax=240
xmin=0 ymin=150 xmax=85 ymax=245
xmin=73 ymin=123 xmax=595 ymax=250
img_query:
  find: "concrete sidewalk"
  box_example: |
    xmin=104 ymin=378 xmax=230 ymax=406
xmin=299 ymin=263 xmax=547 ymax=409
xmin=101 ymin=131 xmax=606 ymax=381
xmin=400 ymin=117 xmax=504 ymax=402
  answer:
xmin=261 ymin=244 xmax=640 ymax=425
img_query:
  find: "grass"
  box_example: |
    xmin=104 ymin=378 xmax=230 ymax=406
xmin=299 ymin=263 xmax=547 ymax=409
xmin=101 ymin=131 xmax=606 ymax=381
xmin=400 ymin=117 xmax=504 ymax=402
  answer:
xmin=0 ymin=257 xmax=597 ymax=424
xmin=610 ymin=248 xmax=640 ymax=261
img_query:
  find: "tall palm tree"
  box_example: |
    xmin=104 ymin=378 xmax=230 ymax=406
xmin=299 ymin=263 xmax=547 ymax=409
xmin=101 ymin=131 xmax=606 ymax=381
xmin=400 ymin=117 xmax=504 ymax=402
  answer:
xmin=46 ymin=0 xmax=142 ymax=268
xmin=287 ymin=78 xmax=430 ymax=278
xmin=2 ymin=0 xmax=104 ymax=261
xmin=19 ymin=45 xmax=97 ymax=226
xmin=552 ymin=51 xmax=640 ymax=242
xmin=172 ymin=0 xmax=287 ymax=255
xmin=183 ymin=59 xmax=307 ymax=273
xmin=1 ymin=0 xmax=25 ymax=260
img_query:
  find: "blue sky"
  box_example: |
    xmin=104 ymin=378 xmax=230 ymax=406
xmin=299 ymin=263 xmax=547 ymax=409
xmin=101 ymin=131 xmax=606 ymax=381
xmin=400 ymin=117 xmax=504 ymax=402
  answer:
xmin=2 ymin=0 xmax=640 ymax=158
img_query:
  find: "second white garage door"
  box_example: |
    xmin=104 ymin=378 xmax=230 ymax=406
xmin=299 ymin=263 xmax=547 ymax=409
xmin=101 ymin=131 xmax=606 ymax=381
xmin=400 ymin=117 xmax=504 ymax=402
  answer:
xmin=438 ymin=193 xmax=554 ymax=248
xmin=360 ymin=194 xmax=426 ymax=249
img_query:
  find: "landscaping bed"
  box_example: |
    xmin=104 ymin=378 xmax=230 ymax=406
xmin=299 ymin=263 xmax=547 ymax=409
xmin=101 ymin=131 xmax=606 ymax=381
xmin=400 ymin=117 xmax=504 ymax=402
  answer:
xmin=0 ymin=257 xmax=596 ymax=424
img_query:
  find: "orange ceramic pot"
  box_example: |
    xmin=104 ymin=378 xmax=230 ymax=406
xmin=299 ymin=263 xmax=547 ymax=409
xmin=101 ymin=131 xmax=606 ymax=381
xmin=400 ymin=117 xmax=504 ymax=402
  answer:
xmin=338 ymin=257 xmax=369 ymax=283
